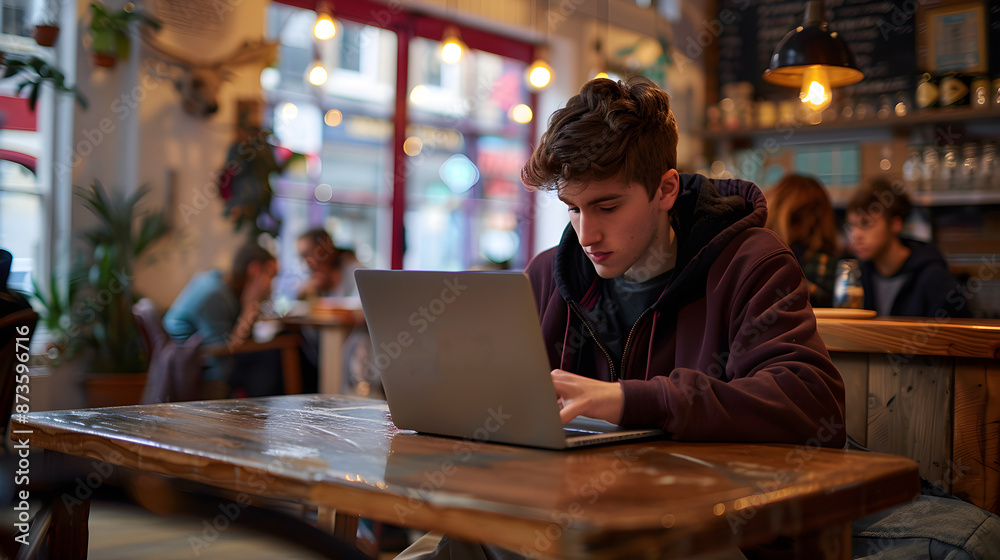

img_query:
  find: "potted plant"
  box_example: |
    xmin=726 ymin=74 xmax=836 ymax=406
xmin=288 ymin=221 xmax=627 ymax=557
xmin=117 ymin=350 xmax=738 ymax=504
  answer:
xmin=76 ymin=180 xmax=169 ymax=406
xmin=88 ymin=1 xmax=160 ymax=68
xmin=29 ymin=0 xmax=61 ymax=47
xmin=30 ymin=268 xmax=85 ymax=364
xmin=1 ymin=55 xmax=88 ymax=110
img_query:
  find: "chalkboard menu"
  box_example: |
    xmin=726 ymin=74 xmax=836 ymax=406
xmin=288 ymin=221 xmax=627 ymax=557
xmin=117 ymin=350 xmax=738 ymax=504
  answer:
xmin=717 ymin=0 xmax=917 ymax=102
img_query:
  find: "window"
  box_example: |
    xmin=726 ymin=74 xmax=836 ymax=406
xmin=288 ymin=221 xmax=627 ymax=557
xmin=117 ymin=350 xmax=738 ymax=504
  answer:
xmin=1 ymin=0 xmax=30 ymax=38
xmin=266 ymin=2 xmax=535 ymax=279
xmin=0 ymin=157 xmax=41 ymax=293
xmin=338 ymin=22 xmax=362 ymax=72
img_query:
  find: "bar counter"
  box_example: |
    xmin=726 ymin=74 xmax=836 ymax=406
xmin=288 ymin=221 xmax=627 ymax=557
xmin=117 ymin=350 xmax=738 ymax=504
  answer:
xmin=815 ymin=316 xmax=1000 ymax=515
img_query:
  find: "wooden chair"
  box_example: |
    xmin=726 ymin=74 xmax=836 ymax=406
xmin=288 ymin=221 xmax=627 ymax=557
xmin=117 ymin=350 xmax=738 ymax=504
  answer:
xmin=132 ymin=298 xmax=305 ymax=402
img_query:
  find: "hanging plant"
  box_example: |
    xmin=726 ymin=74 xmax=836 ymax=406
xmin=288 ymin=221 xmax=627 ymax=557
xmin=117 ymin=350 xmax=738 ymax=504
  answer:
xmin=88 ymin=1 xmax=161 ymax=68
xmin=1 ymin=55 xmax=88 ymax=110
xmin=30 ymin=0 xmax=62 ymax=47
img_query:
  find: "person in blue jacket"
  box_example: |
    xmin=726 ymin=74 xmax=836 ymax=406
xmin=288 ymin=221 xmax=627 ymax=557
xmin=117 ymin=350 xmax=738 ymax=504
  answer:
xmin=845 ymin=179 xmax=971 ymax=318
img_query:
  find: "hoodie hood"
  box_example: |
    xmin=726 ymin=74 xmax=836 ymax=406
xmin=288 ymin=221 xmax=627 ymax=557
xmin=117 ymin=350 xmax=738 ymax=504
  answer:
xmin=552 ymin=173 xmax=766 ymax=310
xmin=898 ymin=239 xmax=950 ymax=275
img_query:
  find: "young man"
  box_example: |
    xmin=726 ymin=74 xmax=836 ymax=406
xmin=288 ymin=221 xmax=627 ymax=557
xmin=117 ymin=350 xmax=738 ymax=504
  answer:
xmin=846 ymin=179 xmax=969 ymax=318
xmin=521 ymin=77 xmax=844 ymax=443
xmin=398 ymin=77 xmax=845 ymax=560
xmin=163 ymin=243 xmax=279 ymax=396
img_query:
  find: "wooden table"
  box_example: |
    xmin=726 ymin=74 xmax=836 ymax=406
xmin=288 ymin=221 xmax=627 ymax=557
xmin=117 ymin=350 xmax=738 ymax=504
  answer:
xmin=281 ymin=315 xmax=360 ymax=394
xmin=12 ymin=395 xmax=919 ymax=559
xmin=815 ymin=316 xmax=1000 ymax=514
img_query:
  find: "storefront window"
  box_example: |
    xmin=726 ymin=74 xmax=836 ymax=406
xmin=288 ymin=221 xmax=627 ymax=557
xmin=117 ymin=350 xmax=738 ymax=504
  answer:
xmin=266 ymin=4 xmax=396 ymax=299
xmin=404 ymin=38 xmax=531 ymax=271
xmin=0 ymin=159 xmax=41 ymax=293
xmin=266 ymin=3 xmax=534 ymax=282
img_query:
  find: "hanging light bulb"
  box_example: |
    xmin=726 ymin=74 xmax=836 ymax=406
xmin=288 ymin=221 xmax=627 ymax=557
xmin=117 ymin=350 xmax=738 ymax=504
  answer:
xmin=763 ymin=1 xmax=862 ymax=112
xmin=527 ymin=60 xmax=553 ymax=89
xmin=440 ymin=25 xmax=465 ymax=64
xmin=313 ymin=2 xmax=337 ymax=40
xmin=308 ymin=62 xmax=328 ymax=86
xmin=526 ymin=46 xmax=554 ymax=90
xmin=799 ymin=66 xmax=832 ymax=111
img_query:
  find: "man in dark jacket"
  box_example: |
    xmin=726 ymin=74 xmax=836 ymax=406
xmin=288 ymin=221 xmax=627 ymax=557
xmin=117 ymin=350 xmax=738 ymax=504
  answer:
xmin=396 ymin=77 xmax=845 ymax=560
xmin=846 ymin=179 xmax=970 ymax=318
xmin=520 ymin=77 xmax=845 ymax=445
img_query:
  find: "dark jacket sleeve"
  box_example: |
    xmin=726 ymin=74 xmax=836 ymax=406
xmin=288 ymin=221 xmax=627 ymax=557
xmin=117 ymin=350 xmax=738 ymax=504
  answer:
xmin=619 ymin=236 xmax=846 ymax=447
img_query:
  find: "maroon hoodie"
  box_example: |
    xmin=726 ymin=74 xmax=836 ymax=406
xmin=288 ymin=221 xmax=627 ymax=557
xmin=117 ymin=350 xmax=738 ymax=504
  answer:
xmin=526 ymin=174 xmax=846 ymax=447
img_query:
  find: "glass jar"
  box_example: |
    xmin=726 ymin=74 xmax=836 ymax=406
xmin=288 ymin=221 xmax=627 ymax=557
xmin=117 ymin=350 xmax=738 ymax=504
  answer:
xmin=902 ymin=146 xmax=923 ymax=192
xmin=876 ymin=94 xmax=893 ymax=119
xmin=894 ymin=91 xmax=911 ymax=117
xmin=921 ymin=146 xmax=939 ymax=192
xmin=960 ymin=143 xmax=978 ymax=190
xmin=833 ymin=259 xmax=864 ymax=309
xmin=980 ymin=142 xmax=998 ymax=191
xmin=971 ymin=76 xmax=990 ymax=110
xmin=941 ymin=145 xmax=960 ymax=190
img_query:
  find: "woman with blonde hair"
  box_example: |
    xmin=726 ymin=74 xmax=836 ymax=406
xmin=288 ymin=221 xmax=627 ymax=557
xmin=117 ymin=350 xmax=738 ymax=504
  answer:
xmin=765 ymin=174 xmax=840 ymax=307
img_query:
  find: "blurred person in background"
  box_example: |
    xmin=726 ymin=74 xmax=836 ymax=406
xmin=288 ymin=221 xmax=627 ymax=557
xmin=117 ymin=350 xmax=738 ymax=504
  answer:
xmin=163 ymin=243 xmax=282 ymax=397
xmin=765 ymin=174 xmax=840 ymax=308
xmin=846 ymin=179 xmax=970 ymax=318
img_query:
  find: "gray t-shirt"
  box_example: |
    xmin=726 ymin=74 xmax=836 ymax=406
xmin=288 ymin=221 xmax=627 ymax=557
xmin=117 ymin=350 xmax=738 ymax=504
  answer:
xmin=585 ymin=271 xmax=673 ymax=366
xmin=872 ymin=273 xmax=908 ymax=316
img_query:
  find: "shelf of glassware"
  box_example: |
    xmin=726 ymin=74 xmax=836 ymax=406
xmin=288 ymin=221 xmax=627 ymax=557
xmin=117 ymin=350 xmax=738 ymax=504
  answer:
xmin=703 ymin=104 xmax=1000 ymax=141
xmin=909 ymin=190 xmax=1000 ymax=207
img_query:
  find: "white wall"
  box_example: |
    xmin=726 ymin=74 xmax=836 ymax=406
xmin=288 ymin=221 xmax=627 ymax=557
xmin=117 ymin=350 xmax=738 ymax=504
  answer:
xmin=71 ymin=0 xmax=270 ymax=311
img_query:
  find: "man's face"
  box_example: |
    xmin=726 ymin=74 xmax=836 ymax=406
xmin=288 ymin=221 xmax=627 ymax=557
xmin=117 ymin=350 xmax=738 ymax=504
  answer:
xmin=847 ymin=211 xmax=896 ymax=262
xmin=297 ymin=238 xmax=320 ymax=272
xmin=559 ymin=175 xmax=673 ymax=280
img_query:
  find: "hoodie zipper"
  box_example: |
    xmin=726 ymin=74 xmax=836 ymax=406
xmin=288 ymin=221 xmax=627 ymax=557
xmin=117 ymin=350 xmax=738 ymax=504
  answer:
xmin=568 ymin=301 xmax=617 ymax=381
xmin=619 ymin=309 xmax=650 ymax=377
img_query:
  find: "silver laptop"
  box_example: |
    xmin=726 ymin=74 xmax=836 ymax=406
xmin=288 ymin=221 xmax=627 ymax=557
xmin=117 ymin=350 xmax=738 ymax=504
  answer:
xmin=355 ymin=269 xmax=664 ymax=450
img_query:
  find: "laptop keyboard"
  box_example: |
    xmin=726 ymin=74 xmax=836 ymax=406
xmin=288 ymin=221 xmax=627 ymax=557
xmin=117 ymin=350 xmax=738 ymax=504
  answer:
xmin=563 ymin=427 xmax=604 ymax=436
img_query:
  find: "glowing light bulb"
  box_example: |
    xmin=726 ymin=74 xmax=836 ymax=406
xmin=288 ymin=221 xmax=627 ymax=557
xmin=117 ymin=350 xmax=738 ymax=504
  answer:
xmin=509 ymin=104 xmax=532 ymax=124
xmin=308 ymin=64 xmax=328 ymax=86
xmin=527 ymin=60 xmax=553 ymax=89
xmin=441 ymin=39 xmax=463 ymax=64
xmin=314 ymin=14 xmax=336 ymax=40
xmin=440 ymin=26 xmax=465 ymax=64
xmin=799 ymin=66 xmax=832 ymax=112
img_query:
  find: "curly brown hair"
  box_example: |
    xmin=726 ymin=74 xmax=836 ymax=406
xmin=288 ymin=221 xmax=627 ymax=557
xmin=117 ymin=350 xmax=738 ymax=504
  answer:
xmin=521 ymin=76 xmax=678 ymax=199
xmin=765 ymin=174 xmax=840 ymax=256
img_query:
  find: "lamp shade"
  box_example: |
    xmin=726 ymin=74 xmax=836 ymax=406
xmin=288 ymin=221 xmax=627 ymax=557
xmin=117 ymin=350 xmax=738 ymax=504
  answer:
xmin=763 ymin=1 xmax=863 ymax=88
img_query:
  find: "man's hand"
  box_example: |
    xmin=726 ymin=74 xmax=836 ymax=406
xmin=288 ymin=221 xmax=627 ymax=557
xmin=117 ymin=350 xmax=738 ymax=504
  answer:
xmin=551 ymin=370 xmax=624 ymax=425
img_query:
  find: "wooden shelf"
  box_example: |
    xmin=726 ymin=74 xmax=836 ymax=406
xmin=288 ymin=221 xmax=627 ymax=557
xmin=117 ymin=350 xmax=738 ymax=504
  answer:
xmin=704 ymin=105 xmax=1000 ymax=141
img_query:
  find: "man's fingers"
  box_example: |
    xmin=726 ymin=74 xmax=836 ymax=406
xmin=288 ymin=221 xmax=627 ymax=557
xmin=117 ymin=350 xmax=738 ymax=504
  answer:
xmin=559 ymin=402 xmax=581 ymax=424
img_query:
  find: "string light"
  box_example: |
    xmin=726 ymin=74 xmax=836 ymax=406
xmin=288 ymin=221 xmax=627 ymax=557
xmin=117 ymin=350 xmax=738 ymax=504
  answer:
xmin=313 ymin=1 xmax=337 ymax=40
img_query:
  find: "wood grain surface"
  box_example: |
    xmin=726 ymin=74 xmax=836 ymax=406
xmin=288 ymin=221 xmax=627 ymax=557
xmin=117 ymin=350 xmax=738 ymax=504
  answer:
xmin=816 ymin=317 xmax=1000 ymax=359
xmin=13 ymin=395 xmax=919 ymax=559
